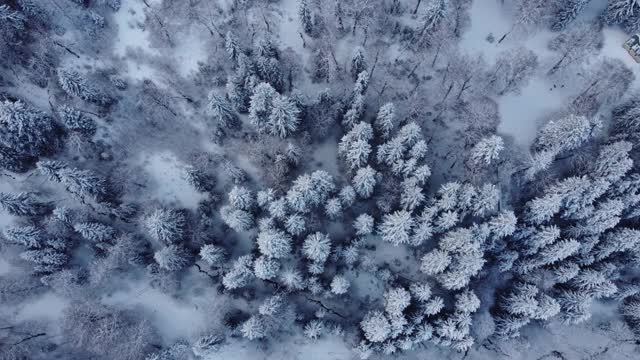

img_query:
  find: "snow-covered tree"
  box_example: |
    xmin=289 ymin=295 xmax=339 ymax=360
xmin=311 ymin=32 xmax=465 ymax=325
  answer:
xmin=192 ymin=333 xmax=224 ymax=358
xmin=57 ymin=68 xmax=111 ymax=105
xmin=154 ymin=245 xmax=190 ymax=271
xmin=220 ymin=205 xmax=254 ymax=232
xmin=325 ymin=197 xmax=342 ymax=220
xmin=37 ymin=161 xmax=107 ymax=202
xmin=468 ymin=135 xmax=504 ymax=167
xmin=144 ymin=209 xmax=185 ymax=244
xmin=298 ymin=0 xmax=313 ymax=34
xmin=419 ymin=0 xmax=448 ymax=34
xmin=222 ymin=255 xmax=254 ymax=290
xmin=330 ymin=275 xmax=350 ymax=295
xmin=241 ymin=316 xmax=268 ymax=340
xmin=353 ymin=166 xmax=377 ymax=198
xmin=229 ymin=186 xmax=254 ymax=211
xmin=4 ymin=225 xmax=44 ymax=248
xmin=410 ymin=282 xmax=432 ymax=302
xmin=254 ymin=255 xmax=280 ymax=280
xmin=279 ymin=266 xmax=305 ymax=291
xmin=487 ymin=48 xmax=538 ymax=95
xmin=207 ymin=92 xmax=238 ymax=129
xmin=268 ymin=95 xmax=300 ymax=138
xmin=0 ymin=100 xmax=58 ymax=158
xmin=74 ymin=222 xmax=115 ymax=244
xmin=284 ymin=214 xmax=306 ymax=236
xmin=552 ymin=0 xmax=590 ymax=30
xmin=375 ymin=103 xmax=395 ymax=139
xmin=199 ymin=244 xmax=226 ymax=266
xmin=361 ymin=310 xmax=391 ymax=342
xmin=384 ymin=287 xmax=411 ymax=315
xmin=354 ymin=214 xmax=374 ymax=236
xmin=379 ymin=210 xmax=414 ymax=246
xmin=225 ymin=31 xmax=240 ymax=64
xmin=257 ymin=228 xmax=292 ymax=258
xmin=350 ymin=47 xmax=367 ymax=81
xmin=303 ymin=232 xmax=332 ymax=263
xmin=0 ymin=192 xmax=48 ymax=216
xmin=249 ymin=82 xmax=277 ymax=131
xmin=57 ymin=105 xmax=96 ymax=135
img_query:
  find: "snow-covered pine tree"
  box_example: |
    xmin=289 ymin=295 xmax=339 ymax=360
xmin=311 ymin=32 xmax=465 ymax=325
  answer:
xmin=534 ymin=114 xmax=596 ymax=153
xmin=0 ymin=100 xmax=58 ymax=158
xmin=330 ymin=275 xmax=350 ymax=295
xmin=225 ymin=31 xmax=241 ymax=65
xmin=222 ymin=255 xmax=254 ymax=290
xmin=468 ymin=135 xmax=504 ymax=168
xmin=253 ymin=255 xmax=281 ymax=280
xmin=298 ymin=0 xmax=313 ymax=35
xmin=353 ymin=166 xmax=377 ymax=198
xmin=229 ymin=185 xmax=254 ymax=211
xmin=57 ymin=105 xmax=97 ymax=135
xmin=220 ymin=205 xmax=254 ymax=231
xmin=154 ymin=245 xmax=190 ymax=271
xmin=20 ymin=247 xmax=68 ymax=273
xmin=361 ymin=310 xmax=391 ymax=342
xmin=256 ymin=228 xmax=292 ymax=258
xmin=249 ymin=82 xmax=277 ymax=132
xmin=375 ymin=103 xmax=395 ymax=139
xmin=57 ymin=68 xmax=111 ymax=105
xmin=354 ymin=213 xmax=374 ymax=236
xmin=199 ymin=244 xmax=226 ymax=266
xmin=379 ymin=210 xmax=414 ymax=246
xmin=384 ymin=287 xmax=411 ymax=315
xmin=552 ymin=0 xmax=590 ymax=31
xmin=74 ymin=222 xmax=115 ymax=244
xmin=302 ymin=232 xmax=332 ymax=263
xmin=0 ymin=192 xmax=48 ymax=216
xmin=207 ymin=92 xmax=238 ymax=129
xmin=144 ymin=208 xmax=185 ymax=244
xmin=37 ymin=161 xmax=107 ymax=202
xmin=350 ymin=47 xmax=367 ymax=81
xmin=267 ymin=95 xmax=300 ymax=138
xmin=4 ymin=225 xmax=44 ymax=248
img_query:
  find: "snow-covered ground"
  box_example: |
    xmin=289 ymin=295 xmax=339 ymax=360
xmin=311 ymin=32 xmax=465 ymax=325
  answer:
xmin=102 ymin=278 xmax=220 ymax=343
xmin=138 ymin=151 xmax=207 ymax=209
xmin=462 ymin=0 xmax=640 ymax=147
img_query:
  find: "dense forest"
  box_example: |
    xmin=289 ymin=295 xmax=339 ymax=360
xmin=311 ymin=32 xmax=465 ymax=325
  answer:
xmin=2 ymin=0 xmax=640 ymax=359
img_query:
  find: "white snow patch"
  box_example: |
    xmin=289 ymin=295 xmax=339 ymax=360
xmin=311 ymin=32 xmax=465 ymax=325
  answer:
xmin=102 ymin=279 xmax=221 ymax=343
xmin=15 ymin=292 xmax=68 ymax=323
xmin=0 ymin=257 xmax=11 ymax=276
xmin=113 ymin=0 xmax=157 ymax=57
xmin=174 ymin=28 xmax=209 ymax=78
xmin=278 ymin=0 xmax=305 ymax=55
xmin=139 ymin=151 xmax=207 ymax=209
xmin=497 ymin=78 xmax=573 ymax=147
xmin=311 ymin=139 xmax=340 ymax=177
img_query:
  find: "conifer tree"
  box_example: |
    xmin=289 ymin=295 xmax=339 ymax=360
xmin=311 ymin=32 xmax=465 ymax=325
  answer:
xmin=0 ymin=100 xmax=58 ymax=158
xmin=267 ymin=95 xmax=300 ymax=138
xmin=353 ymin=166 xmax=377 ymax=198
xmin=207 ymin=92 xmax=238 ymax=129
xmin=154 ymin=245 xmax=190 ymax=271
xmin=37 ymin=161 xmax=107 ymax=202
xmin=0 ymin=192 xmax=48 ymax=216
xmin=379 ymin=210 xmax=414 ymax=246
xmin=302 ymin=232 xmax=332 ymax=263
xmin=144 ymin=208 xmax=185 ymax=244
xmin=257 ymin=228 xmax=292 ymax=258
xmin=350 ymin=47 xmax=367 ymax=81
